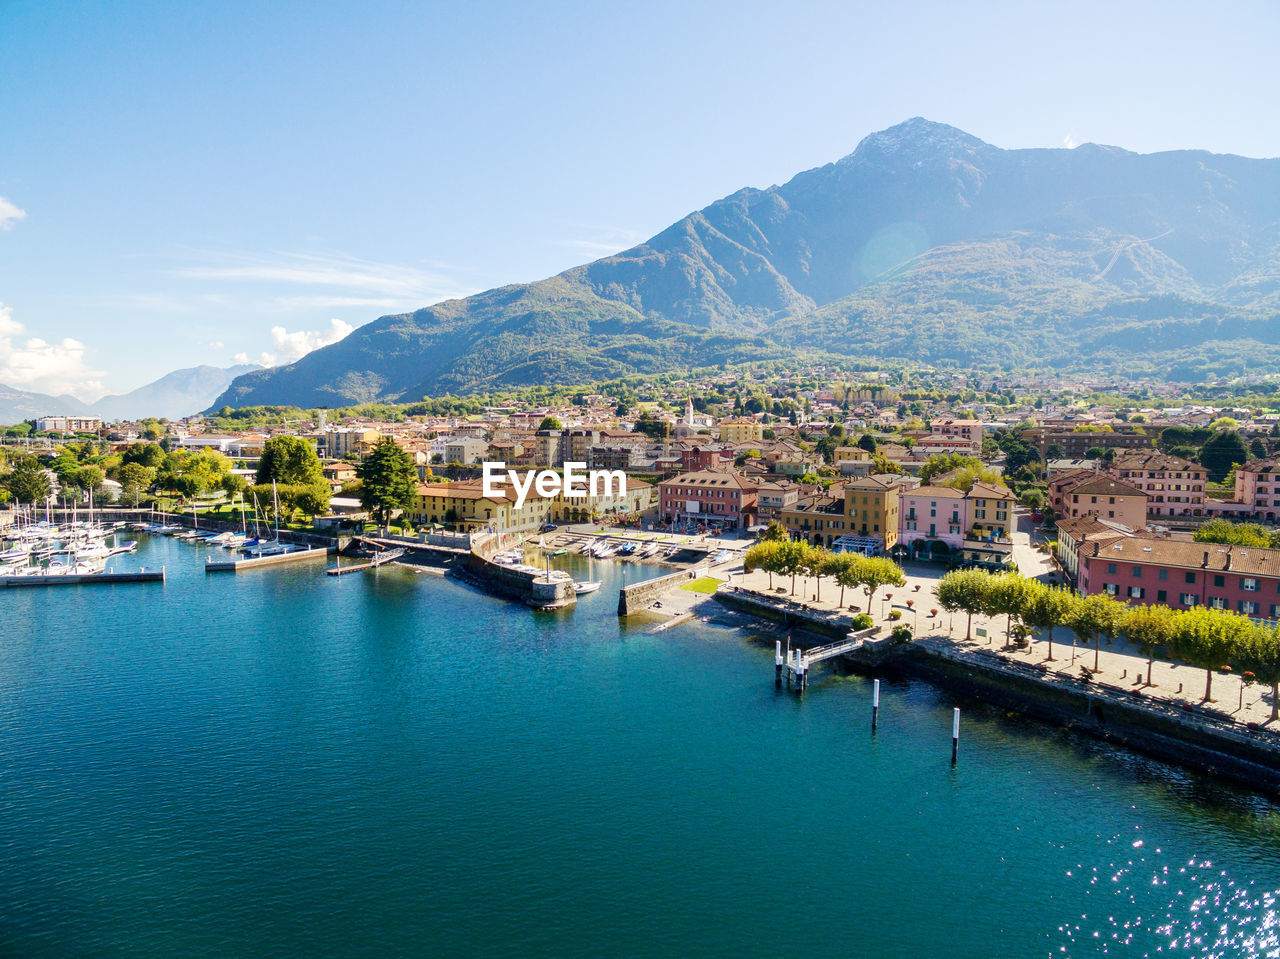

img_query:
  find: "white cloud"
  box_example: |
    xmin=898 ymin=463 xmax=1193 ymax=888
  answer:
xmin=0 ymin=303 xmax=106 ymax=400
xmin=243 ymin=318 xmax=355 ymax=368
xmin=1063 ymin=133 xmax=1079 ymax=149
xmin=177 ymin=250 xmax=475 ymax=304
xmin=559 ymin=227 xmax=645 ymax=258
xmin=0 ymin=196 xmax=26 ymax=230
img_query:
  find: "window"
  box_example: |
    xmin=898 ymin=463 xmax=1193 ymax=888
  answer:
xmin=1132 ymin=566 xmax=1142 ymax=578
xmin=1158 ymin=569 xmax=1168 ymax=581
xmin=1241 ymin=578 xmax=1259 ymax=592
xmin=1213 ymin=575 xmax=1225 ymax=588
xmin=1240 ymin=601 xmax=1259 ymax=616
xmin=1186 ymin=572 xmax=1197 ymax=585
xmin=1208 ymin=597 xmax=1226 ymax=610
xmin=1107 ymin=563 xmax=1117 ymax=574
xmin=1157 ymin=590 xmax=1167 ymax=603
xmin=1129 ymin=586 xmax=1145 ymax=599
xmin=1181 ymin=593 xmax=1199 ymax=606
xmin=1104 ymin=583 xmax=1118 ymax=596
xmin=1272 ymin=604 xmax=1280 ymax=619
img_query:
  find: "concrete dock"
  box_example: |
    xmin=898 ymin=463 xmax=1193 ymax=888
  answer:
xmin=0 ymin=569 xmax=166 ymax=587
xmin=206 ymin=547 xmax=331 ymax=573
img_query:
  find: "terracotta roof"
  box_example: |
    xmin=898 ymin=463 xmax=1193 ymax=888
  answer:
xmin=968 ymin=481 xmax=1015 ymax=500
xmin=659 ymin=469 xmax=759 ymax=490
xmin=1085 ymin=537 xmax=1280 ymax=577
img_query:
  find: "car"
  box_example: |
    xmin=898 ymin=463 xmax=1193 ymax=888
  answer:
xmin=541 ymin=524 xmax=558 ymax=532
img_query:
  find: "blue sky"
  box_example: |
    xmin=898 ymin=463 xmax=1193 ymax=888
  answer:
xmin=2 ymin=0 xmax=1278 ymax=399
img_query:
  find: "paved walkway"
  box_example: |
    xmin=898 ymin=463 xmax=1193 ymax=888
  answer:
xmin=726 ymin=558 xmax=1279 ymax=727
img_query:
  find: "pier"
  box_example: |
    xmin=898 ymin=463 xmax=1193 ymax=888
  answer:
xmin=0 ymin=568 xmax=165 ymax=587
xmin=206 ymin=547 xmax=331 ymax=573
xmin=327 ymin=548 xmax=405 ymax=576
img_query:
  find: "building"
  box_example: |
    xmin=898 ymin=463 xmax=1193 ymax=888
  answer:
xmin=35 ymin=415 xmax=102 ymax=433
xmin=756 ymin=481 xmax=800 ymax=523
xmin=718 ymin=418 xmax=764 ymax=444
xmin=783 ymin=476 xmax=900 ymax=553
xmin=325 ymin=427 xmax=381 ymax=459
xmin=1232 ymin=459 xmax=1280 ymax=521
xmin=1075 ymin=533 xmax=1280 ymax=619
xmin=411 ymin=478 xmax=554 ymax=541
xmin=899 ymin=485 xmax=967 ymax=560
xmin=443 ymin=436 xmax=489 ymax=465
xmin=928 ymin=418 xmax=982 ymax=455
xmin=1048 ymin=472 xmax=1148 ymax=527
xmin=657 ymin=470 xmax=759 ymax=530
xmin=1021 ymin=426 xmax=1155 ymax=458
xmin=1110 ymin=452 xmax=1205 ymax=517
xmin=961 ymin=481 xmax=1016 ymax=569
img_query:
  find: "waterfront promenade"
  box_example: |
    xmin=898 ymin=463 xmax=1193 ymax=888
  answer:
xmin=722 ymin=558 xmax=1280 ymax=726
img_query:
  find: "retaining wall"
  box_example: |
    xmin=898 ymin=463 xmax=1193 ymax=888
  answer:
xmin=617 ymin=565 xmax=709 ymax=615
xmin=859 ymin=640 xmax=1280 ymax=799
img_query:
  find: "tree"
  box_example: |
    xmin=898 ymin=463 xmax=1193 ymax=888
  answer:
xmin=1193 ymin=518 xmax=1273 ymax=549
xmin=761 ymin=520 xmax=789 ymax=542
xmin=986 ymin=573 xmax=1032 ymax=647
xmin=1022 ymin=583 xmax=1075 ymax=661
xmin=1067 ymin=593 xmax=1124 ymax=673
xmin=221 ymin=472 xmax=248 ymax=498
xmin=4 ymin=456 xmax=51 ymax=504
xmin=1122 ymin=604 xmax=1175 ymax=686
xmin=828 ymin=553 xmax=860 ymax=607
xmin=1045 ymin=443 xmax=1065 ymax=460
xmin=857 ymin=434 xmax=877 ymax=453
xmin=357 ymin=437 xmax=419 ymax=528
xmin=117 ymin=462 xmax=155 ymax=507
xmin=294 ymin=485 xmax=330 ymax=520
xmin=121 ymin=442 xmax=166 ymax=469
xmin=1019 ymin=487 xmax=1046 ymax=510
xmin=744 ymin=540 xmax=782 ymax=589
xmin=776 ymin=540 xmax=811 ymax=596
xmin=853 ymin=556 xmax=906 ymax=617
xmin=1168 ymin=606 xmax=1252 ymax=702
xmin=1250 ymin=438 xmax=1267 ymax=459
xmin=256 ymin=436 xmax=324 ymax=487
xmin=1236 ymin=623 xmax=1280 ymax=722
xmin=1083 ymin=447 xmax=1106 ymax=460
xmin=537 ymin=416 xmax=562 ymax=431
xmin=802 ymin=546 xmax=832 ymax=601
xmin=937 ymin=569 xmax=991 ymax=641
xmin=1199 ymin=430 xmax=1248 ymax=483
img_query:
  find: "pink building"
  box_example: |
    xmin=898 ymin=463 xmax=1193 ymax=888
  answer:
xmin=657 ymin=470 xmax=758 ymax=530
xmin=1109 ymin=452 xmax=1205 ymax=517
xmin=899 ymin=485 xmax=967 ymax=559
xmin=1232 ymin=459 xmax=1280 ymax=521
xmin=1077 ymin=535 xmax=1280 ymax=619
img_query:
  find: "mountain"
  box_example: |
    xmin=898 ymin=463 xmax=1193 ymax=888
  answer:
xmin=0 ymin=383 xmax=91 ymax=424
xmin=212 ymin=118 xmax=1280 ymax=409
xmin=0 ymin=364 xmax=260 ymax=426
xmin=92 ymin=364 xmax=258 ymax=421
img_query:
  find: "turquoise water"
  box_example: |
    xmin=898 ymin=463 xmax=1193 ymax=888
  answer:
xmin=2 ymin=536 xmax=1279 ymax=958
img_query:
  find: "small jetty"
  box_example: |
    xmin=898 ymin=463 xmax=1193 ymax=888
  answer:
xmin=206 ymin=546 xmax=331 ymax=573
xmin=327 ymin=548 xmax=405 ymax=576
xmin=0 ymin=568 xmax=165 ymax=588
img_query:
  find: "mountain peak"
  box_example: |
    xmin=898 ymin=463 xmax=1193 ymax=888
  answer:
xmin=846 ymin=117 xmax=992 ymax=162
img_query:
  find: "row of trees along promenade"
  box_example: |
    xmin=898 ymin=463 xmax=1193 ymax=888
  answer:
xmin=741 ymin=532 xmax=1280 ymax=722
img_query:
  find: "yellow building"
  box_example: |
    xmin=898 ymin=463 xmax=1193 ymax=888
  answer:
xmin=718 ymin=418 xmax=764 ymax=443
xmin=842 ymin=476 xmax=900 ymax=551
xmin=326 ymin=427 xmax=382 ymax=459
xmin=411 ymin=479 xmax=554 ymax=541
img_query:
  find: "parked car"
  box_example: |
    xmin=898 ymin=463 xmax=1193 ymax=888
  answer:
xmin=541 ymin=523 xmax=558 ymax=532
